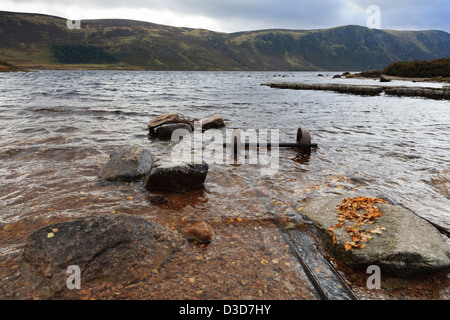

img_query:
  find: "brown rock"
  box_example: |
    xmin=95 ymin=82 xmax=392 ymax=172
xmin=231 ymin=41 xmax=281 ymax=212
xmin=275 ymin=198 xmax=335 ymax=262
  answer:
xmin=201 ymin=114 xmax=225 ymax=131
xmin=143 ymin=160 xmax=208 ymax=193
xmin=147 ymin=113 xmax=193 ymax=133
xmin=185 ymin=222 xmax=215 ymax=243
xmin=148 ymin=194 xmax=168 ymax=205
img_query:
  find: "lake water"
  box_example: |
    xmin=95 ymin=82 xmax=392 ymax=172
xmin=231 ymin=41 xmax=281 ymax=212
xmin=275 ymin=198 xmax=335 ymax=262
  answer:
xmin=0 ymin=71 xmax=449 ymax=299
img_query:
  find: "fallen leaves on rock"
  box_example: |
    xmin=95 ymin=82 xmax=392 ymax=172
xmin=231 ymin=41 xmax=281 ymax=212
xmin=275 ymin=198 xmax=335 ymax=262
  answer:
xmin=327 ymin=197 xmax=387 ymax=251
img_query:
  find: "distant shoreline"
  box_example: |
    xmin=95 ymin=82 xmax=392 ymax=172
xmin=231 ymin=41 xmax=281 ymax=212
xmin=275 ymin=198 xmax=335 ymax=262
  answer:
xmin=346 ymin=73 xmax=450 ymax=84
xmin=267 ymin=82 xmax=450 ymax=100
xmin=381 ymin=74 xmax=450 ymax=84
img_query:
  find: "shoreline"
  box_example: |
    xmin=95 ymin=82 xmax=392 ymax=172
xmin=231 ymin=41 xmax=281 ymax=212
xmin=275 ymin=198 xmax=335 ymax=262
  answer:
xmin=380 ymin=74 xmax=450 ymax=83
xmin=345 ymin=72 xmax=450 ymax=84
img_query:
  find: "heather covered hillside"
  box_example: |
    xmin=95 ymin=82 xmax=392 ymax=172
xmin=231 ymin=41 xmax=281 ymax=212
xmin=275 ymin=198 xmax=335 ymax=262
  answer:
xmin=0 ymin=11 xmax=449 ymax=70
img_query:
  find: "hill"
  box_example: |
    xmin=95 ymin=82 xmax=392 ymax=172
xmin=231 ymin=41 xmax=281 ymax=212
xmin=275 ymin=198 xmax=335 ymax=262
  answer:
xmin=0 ymin=11 xmax=449 ymax=71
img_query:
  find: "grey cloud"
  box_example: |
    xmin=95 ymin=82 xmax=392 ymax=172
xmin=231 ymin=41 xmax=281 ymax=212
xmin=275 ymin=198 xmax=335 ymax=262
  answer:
xmin=3 ymin=0 xmax=449 ymax=32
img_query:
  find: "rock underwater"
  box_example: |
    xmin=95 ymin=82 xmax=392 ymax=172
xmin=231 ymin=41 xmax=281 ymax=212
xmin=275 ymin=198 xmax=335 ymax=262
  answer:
xmin=21 ymin=214 xmax=183 ymax=297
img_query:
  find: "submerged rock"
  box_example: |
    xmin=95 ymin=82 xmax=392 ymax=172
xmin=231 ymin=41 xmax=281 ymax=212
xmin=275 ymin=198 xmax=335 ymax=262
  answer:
xmin=147 ymin=113 xmax=193 ymax=133
xmin=201 ymin=114 xmax=225 ymax=131
xmin=156 ymin=123 xmax=193 ymax=140
xmin=143 ymin=160 xmax=208 ymax=193
xmin=431 ymin=167 xmax=450 ymax=198
xmin=185 ymin=221 xmax=215 ymax=243
xmin=21 ymin=214 xmax=183 ymax=297
xmin=148 ymin=193 xmax=168 ymax=205
xmin=98 ymin=145 xmax=153 ymax=181
xmin=297 ymin=195 xmax=450 ymax=276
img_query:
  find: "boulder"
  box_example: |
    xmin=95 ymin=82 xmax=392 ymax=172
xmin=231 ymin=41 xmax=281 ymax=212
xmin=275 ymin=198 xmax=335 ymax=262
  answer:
xmin=297 ymin=195 xmax=450 ymax=276
xmin=185 ymin=221 xmax=215 ymax=243
xmin=431 ymin=167 xmax=450 ymax=198
xmin=98 ymin=145 xmax=153 ymax=181
xmin=431 ymin=90 xmax=444 ymax=100
xmin=403 ymin=88 xmax=418 ymax=97
xmin=201 ymin=114 xmax=225 ymax=131
xmin=21 ymin=214 xmax=183 ymax=296
xmin=384 ymin=88 xmax=397 ymax=96
xmin=443 ymin=90 xmax=450 ymax=100
xmin=143 ymin=160 xmax=208 ymax=193
xmin=147 ymin=113 xmax=193 ymax=133
xmin=156 ymin=123 xmax=193 ymax=140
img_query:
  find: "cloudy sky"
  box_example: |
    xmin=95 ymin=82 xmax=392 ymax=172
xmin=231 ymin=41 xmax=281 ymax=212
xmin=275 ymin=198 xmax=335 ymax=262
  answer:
xmin=1 ymin=0 xmax=449 ymax=33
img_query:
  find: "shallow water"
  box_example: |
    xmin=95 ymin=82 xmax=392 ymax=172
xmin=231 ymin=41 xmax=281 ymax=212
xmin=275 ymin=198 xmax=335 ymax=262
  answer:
xmin=0 ymin=71 xmax=449 ymax=299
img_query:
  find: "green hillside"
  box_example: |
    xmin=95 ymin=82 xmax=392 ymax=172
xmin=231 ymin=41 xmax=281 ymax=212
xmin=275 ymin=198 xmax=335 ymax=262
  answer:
xmin=0 ymin=11 xmax=449 ymax=71
xmin=0 ymin=59 xmax=23 ymax=71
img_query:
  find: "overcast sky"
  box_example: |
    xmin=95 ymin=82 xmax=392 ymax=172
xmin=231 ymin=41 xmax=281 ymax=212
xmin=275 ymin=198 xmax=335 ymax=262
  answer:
xmin=1 ymin=0 xmax=449 ymax=33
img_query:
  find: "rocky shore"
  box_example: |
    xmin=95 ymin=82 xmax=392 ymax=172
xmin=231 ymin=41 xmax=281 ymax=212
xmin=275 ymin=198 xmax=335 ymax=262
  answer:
xmin=267 ymin=82 xmax=450 ymax=100
xmin=12 ymin=112 xmax=450 ymax=300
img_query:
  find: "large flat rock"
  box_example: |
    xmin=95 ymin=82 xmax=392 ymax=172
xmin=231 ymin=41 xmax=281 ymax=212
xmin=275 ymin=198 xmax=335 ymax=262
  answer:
xmin=21 ymin=214 xmax=183 ymax=297
xmin=98 ymin=145 xmax=153 ymax=181
xmin=298 ymin=195 xmax=450 ymax=276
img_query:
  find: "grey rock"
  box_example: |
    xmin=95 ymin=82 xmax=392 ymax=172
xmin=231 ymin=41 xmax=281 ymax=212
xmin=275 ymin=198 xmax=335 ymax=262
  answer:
xmin=443 ymin=90 xmax=450 ymax=100
xmin=98 ymin=145 xmax=153 ymax=181
xmin=21 ymin=214 xmax=183 ymax=297
xmin=431 ymin=90 xmax=444 ymax=100
xmin=144 ymin=160 xmax=208 ymax=193
xmin=298 ymin=195 xmax=450 ymax=276
xmin=403 ymin=88 xmax=418 ymax=96
xmin=156 ymin=123 xmax=192 ymax=140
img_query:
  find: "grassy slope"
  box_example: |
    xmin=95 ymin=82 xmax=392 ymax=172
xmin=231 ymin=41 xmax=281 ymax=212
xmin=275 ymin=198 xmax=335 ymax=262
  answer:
xmin=0 ymin=11 xmax=449 ymax=71
xmin=0 ymin=59 xmax=27 ymax=71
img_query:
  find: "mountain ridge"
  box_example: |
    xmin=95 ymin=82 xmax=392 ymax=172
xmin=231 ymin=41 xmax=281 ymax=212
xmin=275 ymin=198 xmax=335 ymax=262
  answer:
xmin=0 ymin=10 xmax=449 ymax=71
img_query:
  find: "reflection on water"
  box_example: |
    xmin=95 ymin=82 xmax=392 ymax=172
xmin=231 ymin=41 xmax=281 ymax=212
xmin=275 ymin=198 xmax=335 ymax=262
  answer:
xmin=0 ymin=71 xmax=449 ymax=299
